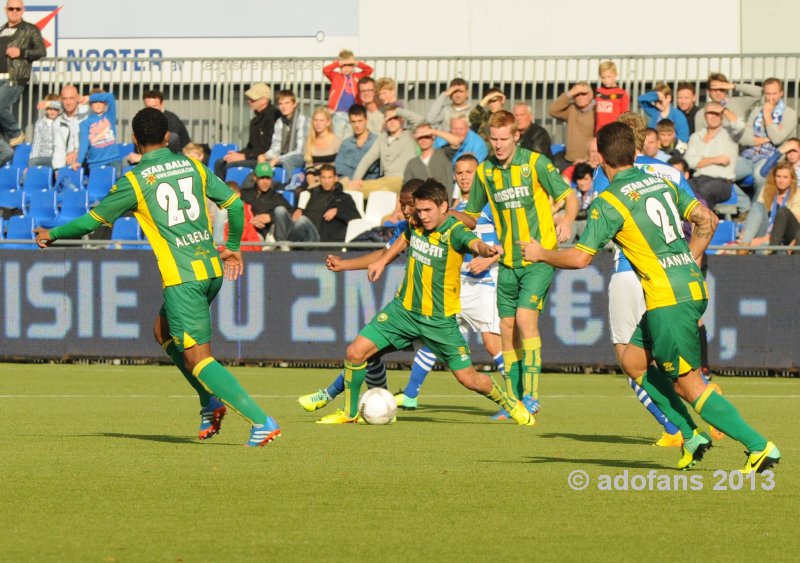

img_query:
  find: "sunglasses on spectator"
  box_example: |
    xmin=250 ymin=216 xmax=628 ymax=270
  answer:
xmin=6 ymin=6 xmax=22 ymax=11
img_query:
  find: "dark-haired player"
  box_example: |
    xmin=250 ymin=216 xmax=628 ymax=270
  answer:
xmin=34 ymin=107 xmax=280 ymax=447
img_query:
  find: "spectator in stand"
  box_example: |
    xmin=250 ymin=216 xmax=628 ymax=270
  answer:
xmin=735 ymin=78 xmax=798 ymax=194
xmin=214 ymin=83 xmax=281 ymax=179
xmin=239 ymin=162 xmax=291 ymax=242
xmin=259 ymin=89 xmax=309 ymax=177
xmin=28 ymin=93 xmax=61 ymax=168
xmin=696 ymin=72 xmax=761 ymax=133
xmin=52 ymin=85 xmax=87 ymax=177
xmin=323 ymin=49 xmax=373 ymax=139
xmin=357 ymin=77 xmax=383 ymax=135
xmin=75 ymin=89 xmax=121 ymax=175
xmin=676 ymin=82 xmax=700 ymax=136
xmin=668 ymin=156 xmax=692 ymax=179
xmin=684 ymin=102 xmax=744 ymax=207
xmin=222 ymin=180 xmax=262 ymax=251
xmin=0 ymin=0 xmax=45 ymax=147
xmin=569 ymin=162 xmax=596 ymax=240
xmin=469 ymin=87 xmax=506 ymax=146
xmin=334 ymin=104 xmax=379 ymax=181
xmin=347 ymin=103 xmax=420 ymax=197
xmin=128 ymin=89 xmax=191 ymax=163
xmin=403 ymin=122 xmax=453 ymax=189
xmin=638 ymin=83 xmax=690 ymax=143
xmin=182 ymin=142 xmax=205 ymax=162
xmin=433 ymin=112 xmax=489 ymax=166
xmin=376 ymin=77 xmax=401 ymax=107
xmin=303 ymin=106 xmax=342 ymax=186
xmin=560 ymin=137 xmax=600 ymax=184
xmin=656 ymin=119 xmax=686 ymax=160
xmin=513 ymin=102 xmax=552 ymax=158
xmin=427 ymin=77 xmax=471 ymax=132
xmin=548 ymin=82 xmax=595 ymax=171
xmin=778 ymin=138 xmax=800 ymax=181
xmin=594 ymin=60 xmax=629 ymax=133
xmin=274 ymin=164 xmax=360 ymax=243
xmin=642 ymin=128 xmax=669 ymax=162
xmin=737 ymin=161 xmax=800 ymax=253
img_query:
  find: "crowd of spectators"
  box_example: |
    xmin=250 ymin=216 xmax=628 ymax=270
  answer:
xmin=5 ymin=35 xmax=800 ymax=251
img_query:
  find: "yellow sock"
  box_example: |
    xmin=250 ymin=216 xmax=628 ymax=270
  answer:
xmin=522 ymin=336 xmax=542 ymax=399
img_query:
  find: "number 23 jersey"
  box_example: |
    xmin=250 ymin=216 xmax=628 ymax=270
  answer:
xmin=89 ymin=147 xmax=239 ymax=287
xmin=575 ymin=167 xmax=706 ymax=310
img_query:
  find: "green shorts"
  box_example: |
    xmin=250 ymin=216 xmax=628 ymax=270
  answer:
xmin=630 ymin=299 xmax=707 ymax=379
xmin=360 ymin=299 xmax=472 ymax=371
xmin=159 ymin=277 xmax=223 ymax=352
xmin=496 ymin=263 xmax=555 ymax=318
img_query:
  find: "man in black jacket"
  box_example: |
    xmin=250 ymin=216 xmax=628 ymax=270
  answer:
xmin=0 ymin=0 xmax=45 ymax=146
xmin=513 ymin=102 xmax=552 ymax=159
xmin=214 ymin=83 xmax=281 ymax=179
xmin=240 ymin=162 xmax=290 ymax=239
xmin=273 ymin=164 xmax=360 ymax=244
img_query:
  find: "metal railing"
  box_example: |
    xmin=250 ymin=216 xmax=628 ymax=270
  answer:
xmin=18 ymin=53 xmax=800 ymax=149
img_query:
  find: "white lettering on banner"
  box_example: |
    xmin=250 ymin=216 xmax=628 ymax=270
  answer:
xmin=218 ymin=263 xmax=264 ymax=341
xmin=101 ymin=263 xmax=140 ymax=339
xmin=342 ymin=266 xmax=405 ymax=341
xmin=4 ymin=261 xmax=20 ymax=338
xmin=291 ymin=264 xmax=336 ymax=342
xmin=549 ymin=268 xmax=604 ymax=346
xmin=27 ymin=263 xmax=72 ymax=339
xmin=77 ymin=262 xmax=94 ymax=337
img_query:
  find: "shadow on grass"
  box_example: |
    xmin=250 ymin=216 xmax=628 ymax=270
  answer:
xmin=83 ymin=432 xmax=235 ymax=446
xmin=537 ymin=432 xmax=655 ymax=445
xmin=481 ymin=456 xmax=665 ymax=469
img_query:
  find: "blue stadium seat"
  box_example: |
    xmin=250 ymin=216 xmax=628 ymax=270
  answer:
xmin=550 ymin=143 xmax=566 ymax=155
xmin=707 ymin=220 xmax=737 ymax=255
xmin=209 ymin=143 xmax=238 ymax=172
xmin=4 ymin=215 xmax=36 ymax=249
xmin=28 ymin=189 xmax=60 ymax=228
xmin=224 ymin=165 xmax=253 ymax=185
xmin=272 ymin=166 xmax=287 ymax=184
xmin=117 ymin=143 xmax=135 ymax=160
xmin=24 ymin=166 xmax=54 ymax=191
xmin=111 ymin=216 xmax=144 ymax=249
xmin=11 ymin=143 xmax=32 ymax=168
xmin=279 ymin=190 xmax=295 ymax=207
xmin=0 ymin=188 xmax=24 ymax=213
xmin=0 ymin=165 xmax=20 ymax=191
xmin=714 ymin=187 xmax=738 ymax=221
xmin=87 ymin=166 xmax=117 ymax=206
xmin=56 ymin=189 xmax=89 ymax=225
xmin=55 ymin=167 xmax=84 ymax=194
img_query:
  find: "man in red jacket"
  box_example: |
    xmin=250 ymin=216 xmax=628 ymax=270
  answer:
xmin=323 ymin=49 xmax=373 ymax=139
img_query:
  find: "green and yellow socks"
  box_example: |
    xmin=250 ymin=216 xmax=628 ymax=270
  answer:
xmin=192 ymin=357 xmax=268 ymax=425
xmin=343 ymin=360 xmax=368 ymax=418
xmin=692 ymin=387 xmax=767 ymax=452
xmin=163 ymin=340 xmax=211 ymax=407
xmin=521 ymin=336 xmax=542 ymax=400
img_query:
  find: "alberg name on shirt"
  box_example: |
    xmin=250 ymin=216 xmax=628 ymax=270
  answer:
xmin=620 ymin=176 xmax=666 ymax=196
xmin=140 ymin=161 xmax=195 ymax=180
xmin=175 ymin=229 xmax=211 ymax=248
xmin=659 ymin=251 xmax=694 ymax=269
xmin=409 ymin=236 xmax=444 ymax=265
xmin=493 ymin=185 xmax=531 ymax=207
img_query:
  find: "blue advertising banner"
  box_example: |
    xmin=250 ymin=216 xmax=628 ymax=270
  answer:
xmin=0 ymin=250 xmax=797 ymax=370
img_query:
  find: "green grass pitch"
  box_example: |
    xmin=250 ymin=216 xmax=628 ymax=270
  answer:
xmin=1 ymin=364 xmax=797 ymax=562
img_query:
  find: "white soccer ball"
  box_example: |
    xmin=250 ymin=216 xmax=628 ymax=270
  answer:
xmin=358 ymin=388 xmax=398 ymax=425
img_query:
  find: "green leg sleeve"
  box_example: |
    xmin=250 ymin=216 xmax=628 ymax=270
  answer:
xmin=164 ymin=341 xmax=210 ymax=407
xmin=693 ymin=389 xmax=768 ymax=452
xmin=488 ymin=379 xmax=519 ymax=412
xmin=194 ymin=358 xmax=267 ymax=425
xmin=639 ymin=365 xmax=697 ymax=439
xmin=344 ymin=360 xmax=368 ymax=418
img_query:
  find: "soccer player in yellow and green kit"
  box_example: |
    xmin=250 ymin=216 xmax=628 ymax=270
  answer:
xmin=463 ymin=110 xmax=578 ymax=420
xmin=34 ymin=107 xmax=280 ymax=447
xmin=317 ymin=179 xmax=534 ymax=425
xmin=520 ymin=122 xmax=780 ymax=473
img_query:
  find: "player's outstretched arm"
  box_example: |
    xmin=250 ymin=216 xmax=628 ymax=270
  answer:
xmin=517 ymin=238 xmax=592 ymax=269
xmin=367 ymin=233 xmax=408 ymax=282
xmin=326 ymin=249 xmax=387 ymax=272
xmin=34 ymin=227 xmax=53 ymax=248
xmin=468 ymin=239 xmax=503 ymax=259
xmin=687 ymin=204 xmax=719 ymax=262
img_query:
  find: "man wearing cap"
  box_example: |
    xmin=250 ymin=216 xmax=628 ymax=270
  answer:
xmin=684 ymin=102 xmax=745 ymax=207
xmin=214 ymin=82 xmax=281 ymax=179
xmin=240 ymin=161 xmax=291 ymax=240
xmin=0 ymin=0 xmax=45 ymax=147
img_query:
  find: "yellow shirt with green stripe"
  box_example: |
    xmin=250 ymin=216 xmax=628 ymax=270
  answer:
xmin=397 ymin=215 xmax=479 ymax=318
xmin=465 ymin=147 xmax=572 ymax=268
xmin=576 ymin=166 xmax=706 ymax=310
xmin=51 ymin=148 xmax=241 ymax=287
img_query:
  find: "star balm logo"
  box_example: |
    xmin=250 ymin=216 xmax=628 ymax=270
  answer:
xmin=628 ymin=190 xmax=640 ymax=202
xmin=27 ymin=5 xmax=62 ymax=57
